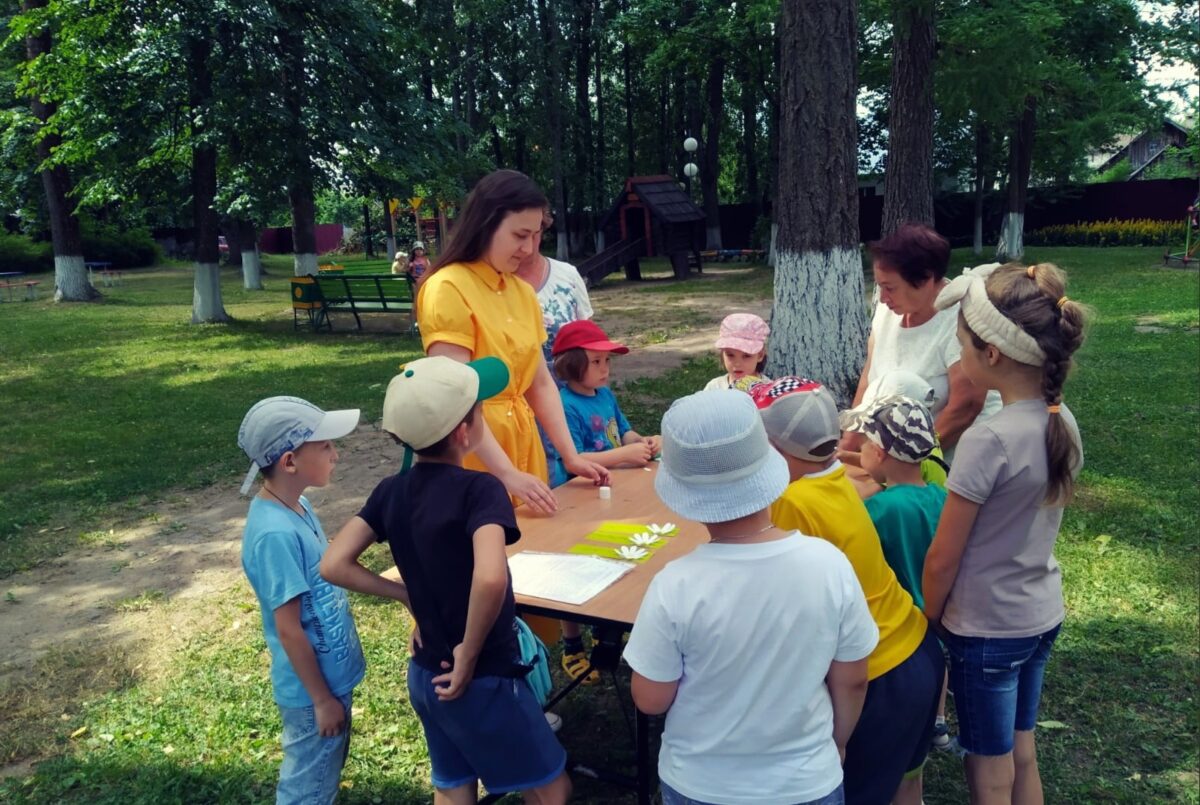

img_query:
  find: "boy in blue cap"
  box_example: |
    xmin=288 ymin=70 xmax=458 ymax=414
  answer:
xmin=321 ymin=356 xmax=571 ymax=804
xmin=237 ymin=396 xmax=366 ymax=804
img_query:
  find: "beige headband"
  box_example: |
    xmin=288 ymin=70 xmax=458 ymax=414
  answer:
xmin=935 ymin=263 xmax=1046 ymax=367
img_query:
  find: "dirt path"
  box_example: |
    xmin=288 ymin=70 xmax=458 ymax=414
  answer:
xmin=0 ymin=275 xmax=770 ymax=684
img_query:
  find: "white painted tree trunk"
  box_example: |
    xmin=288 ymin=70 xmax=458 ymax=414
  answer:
xmin=768 ymin=246 xmax=869 ymax=406
xmin=595 ymin=230 xmax=606 ymax=253
xmin=556 ymin=232 xmax=569 ymax=261
xmin=241 ymin=249 xmax=263 ymax=290
xmin=768 ymin=223 xmax=778 ymax=267
xmin=385 ymin=236 xmax=397 ymax=261
xmin=191 ymin=262 xmax=230 ymax=323
xmin=996 ymin=212 xmax=1024 ymax=261
xmin=53 ymin=255 xmax=97 ymax=302
xmin=293 ymin=253 xmax=318 ymax=276
xmin=706 ymin=225 xmax=722 ymax=251
xmin=973 ymin=214 xmax=983 ymax=255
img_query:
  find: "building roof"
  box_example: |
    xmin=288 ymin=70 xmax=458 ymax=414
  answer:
xmin=598 ymin=175 xmax=705 ymax=230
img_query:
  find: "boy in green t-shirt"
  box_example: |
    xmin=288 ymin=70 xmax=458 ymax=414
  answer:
xmin=843 ymin=395 xmax=952 ymax=749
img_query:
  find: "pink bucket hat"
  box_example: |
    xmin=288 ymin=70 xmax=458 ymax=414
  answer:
xmin=715 ymin=313 xmax=769 ymax=355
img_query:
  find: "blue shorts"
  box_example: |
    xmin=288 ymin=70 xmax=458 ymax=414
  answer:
xmin=276 ymin=691 xmax=352 ymax=805
xmin=944 ymin=623 xmax=1061 ymax=756
xmin=842 ymin=626 xmax=942 ymax=805
xmin=406 ymin=660 xmax=566 ymax=793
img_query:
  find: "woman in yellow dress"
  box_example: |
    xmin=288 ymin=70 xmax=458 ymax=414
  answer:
xmin=417 ymin=170 xmax=608 ymax=512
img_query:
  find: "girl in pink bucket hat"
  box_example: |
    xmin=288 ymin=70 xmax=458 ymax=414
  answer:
xmin=703 ymin=312 xmax=771 ymax=391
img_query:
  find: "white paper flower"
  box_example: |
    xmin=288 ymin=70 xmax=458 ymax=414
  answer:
xmin=629 ymin=534 xmax=660 ymax=547
xmin=647 ymin=522 xmax=677 ymax=535
xmin=615 ymin=546 xmax=649 ymax=560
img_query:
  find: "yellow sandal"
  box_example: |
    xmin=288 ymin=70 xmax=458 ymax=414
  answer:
xmin=561 ymin=650 xmax=600 ymax=685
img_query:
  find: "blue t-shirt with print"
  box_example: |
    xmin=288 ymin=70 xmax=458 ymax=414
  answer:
xmin=241 ymin=496 xmax=365 ymax=708
xmin=561 ymin=385 xmax=631 ymax=455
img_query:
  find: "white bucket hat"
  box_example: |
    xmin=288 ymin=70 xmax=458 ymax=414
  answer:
xmin=655 ymin=390 xmax=790 ymax=523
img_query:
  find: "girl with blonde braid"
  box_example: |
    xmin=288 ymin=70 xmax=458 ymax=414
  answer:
xmin=922 ymin=262 xmax=1087 ymax=805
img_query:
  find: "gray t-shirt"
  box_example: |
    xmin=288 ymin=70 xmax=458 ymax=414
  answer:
xmin=943 ymin=399 xmax=1082 ymax=638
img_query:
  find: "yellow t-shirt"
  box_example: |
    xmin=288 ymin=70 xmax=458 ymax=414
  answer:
xmin=770 ymin=463 xmax=927 ymax=680
xmin=417 ymin=261 xmax=549 ymax=481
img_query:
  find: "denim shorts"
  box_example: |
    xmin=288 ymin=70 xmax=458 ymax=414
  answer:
xmin=660 ymin=779 xmax=844 ymax=805
xmin=407 ymin=660 xmax=566 ymax=794
xmin=276 ymin=691 xmax=353 ymax=805
xmin=944 ymin=623 xmax=1062 ymax=757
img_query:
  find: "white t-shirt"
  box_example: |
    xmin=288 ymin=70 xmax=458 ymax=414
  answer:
xmin=623 ymin=534 xmax=879 ymax=805
xmin=535 ymin=258 xmax=593 ymax=366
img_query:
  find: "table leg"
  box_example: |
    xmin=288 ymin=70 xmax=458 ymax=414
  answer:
xmin=635 ymin=710 xmax=653 ymax=804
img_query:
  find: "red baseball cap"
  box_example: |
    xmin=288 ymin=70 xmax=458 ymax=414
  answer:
xmin=552 ymin=320 xmax=630 ymax=356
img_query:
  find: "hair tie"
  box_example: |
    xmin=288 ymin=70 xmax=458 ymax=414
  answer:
xmin=1047 ymin=404 xmax=1062 ymax=414
xmin=1026 ymin=265 xmax=1036 ymax=279
xmin=1056 ymin=295 xmax=1069 ymax=309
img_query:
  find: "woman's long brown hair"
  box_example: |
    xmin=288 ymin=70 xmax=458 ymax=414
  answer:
xmin=427 ymin=170 xmax=548 ymax=278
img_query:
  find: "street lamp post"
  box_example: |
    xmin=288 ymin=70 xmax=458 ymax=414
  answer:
xmin=682 ymin=137 xmax=699 ymax=199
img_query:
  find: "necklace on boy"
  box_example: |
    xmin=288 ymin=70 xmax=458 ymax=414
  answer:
xmin=710 ymin=523 xmax=777 ymax=544
xmin=263 ymin=486 xmax=319 ymax=537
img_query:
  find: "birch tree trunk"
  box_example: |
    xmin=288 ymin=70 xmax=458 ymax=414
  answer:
xmin=997 ymin=96 xmax=1036 ymax=262
xmin=771 ymin=0 xmax=867 ymax=405
xmin=880 ymin=0 xmax=936 ymax=235
xmin=22 ymin=0 xmax=96 ymax=302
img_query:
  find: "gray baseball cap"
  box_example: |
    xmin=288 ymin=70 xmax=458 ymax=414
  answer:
xmin=749 ymin=377 xmax=841 ymax=462
xmin=237 ymin=396 xmax=360 ymax=494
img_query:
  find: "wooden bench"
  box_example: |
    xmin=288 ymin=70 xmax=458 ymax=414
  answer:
xmin=311 ymin=273 xmax=416 ymax=332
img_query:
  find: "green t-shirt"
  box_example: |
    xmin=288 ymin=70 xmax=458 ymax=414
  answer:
xmin=864 ymin=483 xmax=947 ymax=610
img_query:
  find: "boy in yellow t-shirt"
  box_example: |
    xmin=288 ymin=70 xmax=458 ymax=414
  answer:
xmin=751 ymin=377 xmax=943 ymax=805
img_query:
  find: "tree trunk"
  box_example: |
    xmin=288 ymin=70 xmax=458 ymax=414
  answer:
xmin=880 ymin=0 xmax=936 ymax=235
xmin=766 ymin=20 xmax=781 ymax=266
xmin=772 ymin=0 xmax=866 ymax=404
xmin=239 ymin=219 xmax=263 ymax=290
xmin=572 ymin=0 xmax=594 ymax=254
xmin=738 ymin=60 xmax=760 ymax=218
xmin=623 ymin=0 xmax=635 ymax=177
xmin=594 ymin=0 xmax=606 ymax=248
xmin=701 ymin=57 xmax=725 ymax=250
xmin=22 ymin=0 xmax=95 ymax=302
xmin=280 ymin=24 xmax=318 ymax=277
xmin=382 ymin=196 xmax=397 ymax=260
xmin=997 ymin=96 xmax=1036 ymax=261
xmin=187 ymin=34 xmax=228 ymax=323
xmin=536 ymin=0 xmax=569 ymax=259
xmin=290 ymin=180 xmax=318 ymax=276
xmin=973 ymin=121 xmax=990 ymax=255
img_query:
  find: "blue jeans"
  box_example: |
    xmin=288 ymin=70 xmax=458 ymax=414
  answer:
xmin=660 ymin=780 xmax=844 ymax=805
xmin=276 ymin=691 xmax=353 ymax=805
xmin=944 ymin=623 xmax=1061 ymax=756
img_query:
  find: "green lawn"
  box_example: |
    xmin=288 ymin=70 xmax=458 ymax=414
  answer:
xmin=0 ymin=247 xmax=1197 ymax=803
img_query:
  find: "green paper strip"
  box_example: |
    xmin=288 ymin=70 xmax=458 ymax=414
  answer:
xmin=568 ymin=543 xmax=653 ymax=564
xmin=584 ymin=532 xmax=667 ymax=548
xmin=594 ymin=521 xmax=679 ymax=538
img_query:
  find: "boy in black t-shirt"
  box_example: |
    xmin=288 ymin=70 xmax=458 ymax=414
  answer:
xmin=320 ymin=355 xmax=570 ymax=803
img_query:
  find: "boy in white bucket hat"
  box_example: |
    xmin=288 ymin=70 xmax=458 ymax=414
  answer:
xmin=236 ymin=396 xmax=365 ymax=803
xmin=319 ymin=356 xmax=571 ymax=803
xmin=623 ymin=389 xmax=878 ymax=805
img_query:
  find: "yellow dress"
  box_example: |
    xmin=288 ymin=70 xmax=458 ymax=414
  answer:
xmin=417 ymin=261 xmax=549 ymax=481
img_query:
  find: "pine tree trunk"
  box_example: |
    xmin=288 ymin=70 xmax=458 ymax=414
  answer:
xmin=880 ymin=0 xmax=936 ymax=235
xmin=187 ymin=34 xmax=228 ymax=323
xmin=997 ymin=96 xmax=1036 ymax=261
xmin=536 ymin=0 xmax=569 ymax=259
xmin=701 ymin=57 xmax=725 ymax=250
xmin=973 ymin=122 xmax=989 ymax=255
xmin=772 ymin=0 xmax=867 ymax=405
xmin=22 ymin=0 xmax=96 ymax=302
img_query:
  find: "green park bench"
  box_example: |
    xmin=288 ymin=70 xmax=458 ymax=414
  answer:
xmin=290 ymin=273 xmax=416 ymax=332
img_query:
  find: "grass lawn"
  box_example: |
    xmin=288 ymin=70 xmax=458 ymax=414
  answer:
xmin=0 ymin=247 xmax=1196 ymax=803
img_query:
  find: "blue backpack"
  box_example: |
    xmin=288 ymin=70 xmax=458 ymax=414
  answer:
xmin=515 ymin=617 xmax=553 ymax=706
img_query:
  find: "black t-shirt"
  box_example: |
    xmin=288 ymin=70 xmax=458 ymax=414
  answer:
xmin=359 ymin=462 xmax=523 ymax=678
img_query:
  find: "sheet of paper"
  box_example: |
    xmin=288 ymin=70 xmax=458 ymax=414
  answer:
xmin=508 ymin=551 xmax=635 ymax=605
